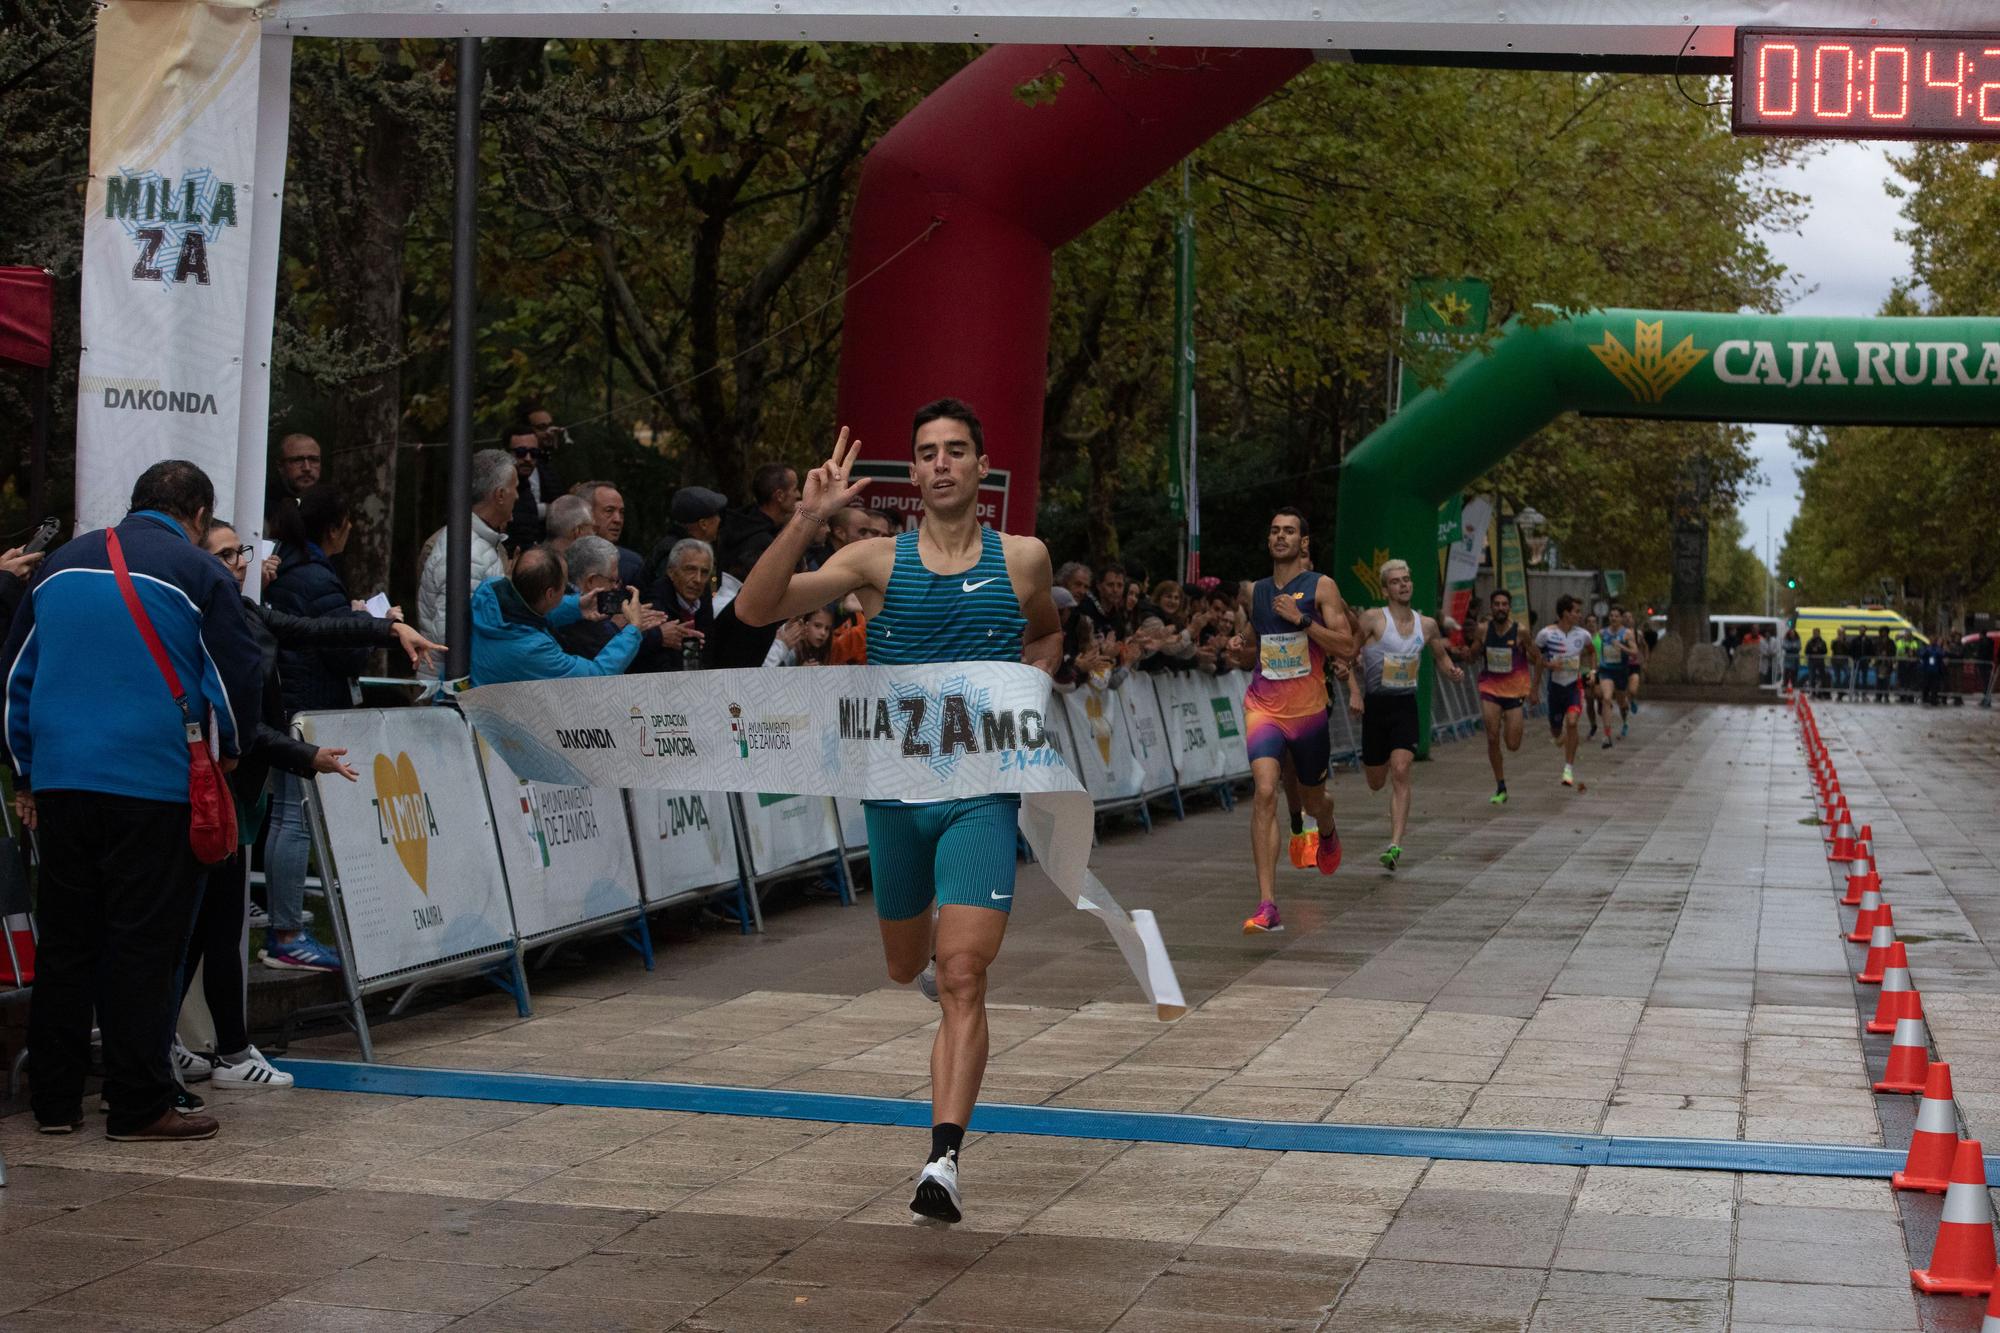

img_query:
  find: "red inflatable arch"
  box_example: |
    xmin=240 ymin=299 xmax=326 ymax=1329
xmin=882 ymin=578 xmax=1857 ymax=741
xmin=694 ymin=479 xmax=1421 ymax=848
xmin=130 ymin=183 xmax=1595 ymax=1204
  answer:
xmin=835 ymin=45 xmax=1309 ymax=533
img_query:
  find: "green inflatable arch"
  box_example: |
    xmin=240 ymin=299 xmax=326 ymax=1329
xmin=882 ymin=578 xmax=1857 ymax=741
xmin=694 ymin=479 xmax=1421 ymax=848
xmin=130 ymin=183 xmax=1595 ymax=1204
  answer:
xmin=1331 ymin=308 xmax=2000 ymax=709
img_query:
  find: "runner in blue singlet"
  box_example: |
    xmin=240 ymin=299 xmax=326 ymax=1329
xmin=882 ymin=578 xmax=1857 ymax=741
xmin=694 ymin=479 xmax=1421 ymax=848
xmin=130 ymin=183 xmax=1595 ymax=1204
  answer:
xmin=733 ymin=400 xmax=1061 ymax=1230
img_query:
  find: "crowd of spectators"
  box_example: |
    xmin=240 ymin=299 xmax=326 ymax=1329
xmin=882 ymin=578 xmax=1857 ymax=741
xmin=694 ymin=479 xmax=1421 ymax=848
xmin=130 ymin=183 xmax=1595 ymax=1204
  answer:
xmin=0 ymin=407 xmax=1380 ymax=1146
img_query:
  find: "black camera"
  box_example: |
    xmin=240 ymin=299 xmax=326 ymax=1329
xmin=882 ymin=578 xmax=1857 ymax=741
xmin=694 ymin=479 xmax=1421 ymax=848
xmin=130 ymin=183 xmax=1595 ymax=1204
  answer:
xmin=594 ymin=588 xmax=623 ymax=616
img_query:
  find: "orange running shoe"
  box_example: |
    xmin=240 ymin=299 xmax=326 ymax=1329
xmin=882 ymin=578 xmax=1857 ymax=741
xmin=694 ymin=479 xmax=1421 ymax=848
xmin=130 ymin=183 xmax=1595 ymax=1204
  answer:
xmin=1287 ymin=829 xmax=1319 ymax=868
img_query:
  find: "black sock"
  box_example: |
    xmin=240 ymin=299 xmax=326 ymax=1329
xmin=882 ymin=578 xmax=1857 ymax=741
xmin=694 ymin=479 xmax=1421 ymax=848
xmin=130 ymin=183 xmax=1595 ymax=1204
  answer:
xmin=1496 ymin=781 xmax=1507 ymax=792
xmin=1289 ymin=811 xmax=1304 ymax=835
xmin=930 ymin=1122 xmax=964 ymax=1163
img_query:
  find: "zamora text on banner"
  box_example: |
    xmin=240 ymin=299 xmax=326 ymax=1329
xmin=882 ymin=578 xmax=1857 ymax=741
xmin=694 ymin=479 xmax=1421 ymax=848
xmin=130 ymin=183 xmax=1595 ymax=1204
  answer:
xmin=456 ymin=663 xmax=1188 ymax=1019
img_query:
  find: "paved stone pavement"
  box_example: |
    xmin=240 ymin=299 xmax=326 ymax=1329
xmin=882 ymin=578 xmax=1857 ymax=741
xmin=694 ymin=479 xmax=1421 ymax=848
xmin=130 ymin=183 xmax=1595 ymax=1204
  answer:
xmin=4 ymin=699 xmax=1992 ymax=1330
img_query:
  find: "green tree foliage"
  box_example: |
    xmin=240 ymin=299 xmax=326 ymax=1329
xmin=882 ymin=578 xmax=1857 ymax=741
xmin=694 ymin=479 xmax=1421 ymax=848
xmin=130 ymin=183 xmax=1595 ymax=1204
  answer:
xmin=1783 ymin=145 xmax=2000 ymax=636
xmin=1036 ymin=65 xmax=1802 ymax=585
xmin=0 ymin=0 xmax=94 ymax=533
xmin=4 ymin=41 xmax=1802 ymax=606
xmin=1704 ymin=509 xmax=1770 ymax=614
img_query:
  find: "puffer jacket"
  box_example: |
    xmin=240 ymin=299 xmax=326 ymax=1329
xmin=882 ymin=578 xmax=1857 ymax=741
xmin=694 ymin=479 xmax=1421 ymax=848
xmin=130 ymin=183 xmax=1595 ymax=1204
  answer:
xmin=417 ymin=513 xmax=508 ymax=642
xmin=266 ymin=543 xmax=373 ymax=714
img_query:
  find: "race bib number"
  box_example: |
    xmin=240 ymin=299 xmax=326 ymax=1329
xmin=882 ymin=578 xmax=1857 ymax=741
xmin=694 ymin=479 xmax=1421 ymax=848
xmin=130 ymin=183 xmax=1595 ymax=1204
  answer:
xmin=1259 ymin=630 xmax=1311 ymax=681
xmin=1601 ymin=639 xmax=1623 ymax=664
xmin=1556 ymin=654 xmax=1580 ymax=676
xmin=1484 ymin=646 xmax=1515 ymax=675
xmin=1380 ymin=651 xmax=1422 ymax=689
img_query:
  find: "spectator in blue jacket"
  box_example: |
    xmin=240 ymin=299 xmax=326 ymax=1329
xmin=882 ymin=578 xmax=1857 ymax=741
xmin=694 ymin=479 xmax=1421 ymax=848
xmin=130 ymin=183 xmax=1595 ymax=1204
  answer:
xmin=3 ymin=460 xmax=260 ymax=1144
xmin=469 ymin=545 xmax=665 ymax=687
xmin=260 ymin=484 xmax=372 ymax=974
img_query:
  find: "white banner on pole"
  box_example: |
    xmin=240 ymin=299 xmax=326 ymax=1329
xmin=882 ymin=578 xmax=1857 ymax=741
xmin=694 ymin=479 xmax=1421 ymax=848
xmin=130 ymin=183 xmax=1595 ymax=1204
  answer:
xmin=626 ymin=789 xmax=741 ymax=905
xmin=458 ymin=665 xmax=1186 ymax=1018
xmin=473 ymin=733 xmax=643 ymax=941
xmin=77 ymin=0 xmax=263 ymax=531
xmin=738 ymin=792 xmax=839 ymax=877
xmin=298 ymin=708 xmax=514 ymax=984
xmin=1060 ymin=682 xmax=1143 ymax=804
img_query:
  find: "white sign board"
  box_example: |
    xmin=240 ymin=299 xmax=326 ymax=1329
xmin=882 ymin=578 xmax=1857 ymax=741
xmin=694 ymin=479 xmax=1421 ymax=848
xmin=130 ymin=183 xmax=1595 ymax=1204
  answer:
xmin=1120 ymin=674 xmax=1178 ymax=796
xmin=297 ymin=708 xmax=514 ymax=984
xmin=1060 ymin=682 xmax=1143 ymax=804
xmin=473 ymin=733 xmax=643 ymax=941
xmin=1210 ymin=672 xmax=1253 ymax=779
xmin=1158 ymin=672 xmax=1228 ymax=787
xmin=739 ymin=793 xmax=839 ymax=877
xmin=626 ymin=789 xmax=741 ymax=904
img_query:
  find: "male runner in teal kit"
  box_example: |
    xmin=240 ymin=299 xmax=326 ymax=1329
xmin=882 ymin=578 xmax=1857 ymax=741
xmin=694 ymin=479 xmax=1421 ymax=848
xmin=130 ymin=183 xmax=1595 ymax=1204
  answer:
xmin=735 ymin=401 xmax=1061 ymax=1227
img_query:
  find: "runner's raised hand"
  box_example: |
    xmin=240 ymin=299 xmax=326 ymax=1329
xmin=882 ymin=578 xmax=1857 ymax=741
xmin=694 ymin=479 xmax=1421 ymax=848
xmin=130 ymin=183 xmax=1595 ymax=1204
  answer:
xmin=799 ymin=427 xmax=873 ymax=521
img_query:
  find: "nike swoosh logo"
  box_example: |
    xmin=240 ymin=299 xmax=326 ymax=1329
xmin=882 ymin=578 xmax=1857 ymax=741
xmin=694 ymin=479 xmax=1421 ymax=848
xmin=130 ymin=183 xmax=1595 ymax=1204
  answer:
xmin=962 ymin=578 xmax=999 ymax=593
xmin=990 ymin=891 xmax=1012 ymax=901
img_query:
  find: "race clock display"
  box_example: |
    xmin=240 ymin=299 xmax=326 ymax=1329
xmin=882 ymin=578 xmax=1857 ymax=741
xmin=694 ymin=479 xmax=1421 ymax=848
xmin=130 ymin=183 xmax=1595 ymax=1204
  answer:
xmin=1735 ymin=29 xmax=2000 ymax=140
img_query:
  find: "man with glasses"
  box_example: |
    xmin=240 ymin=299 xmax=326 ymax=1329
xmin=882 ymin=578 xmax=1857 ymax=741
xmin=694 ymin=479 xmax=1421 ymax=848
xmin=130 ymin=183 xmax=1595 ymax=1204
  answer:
xmin=264 ymin=433 xmax=321 ymax=528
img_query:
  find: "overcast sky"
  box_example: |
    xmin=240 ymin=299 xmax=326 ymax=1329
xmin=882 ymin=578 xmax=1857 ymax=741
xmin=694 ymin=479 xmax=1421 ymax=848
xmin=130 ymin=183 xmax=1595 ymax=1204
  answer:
xmin=1738 ymin=141 xmax=1913 ymax=567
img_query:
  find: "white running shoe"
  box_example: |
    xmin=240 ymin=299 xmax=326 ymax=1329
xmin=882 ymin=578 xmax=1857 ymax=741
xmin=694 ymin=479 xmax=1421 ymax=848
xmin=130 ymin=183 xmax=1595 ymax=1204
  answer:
xmin=211 ymin=1046 xmax=294 ymax=1089
xmin=910 ymin=1153 xmax=963 ymax=1226
xmin=172 ymin=1037 xmax=213 ymax=1083
xmin=917 ymin=957 xmax=939 ymax=1004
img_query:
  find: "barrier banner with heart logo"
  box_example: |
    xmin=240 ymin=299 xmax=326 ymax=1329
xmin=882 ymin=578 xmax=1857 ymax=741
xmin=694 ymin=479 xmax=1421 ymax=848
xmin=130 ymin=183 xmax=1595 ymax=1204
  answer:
xmin=459 ymin=664 xmax=1186 ymax=1019
xmin=299 ymin=708 xmax=515 ymax=983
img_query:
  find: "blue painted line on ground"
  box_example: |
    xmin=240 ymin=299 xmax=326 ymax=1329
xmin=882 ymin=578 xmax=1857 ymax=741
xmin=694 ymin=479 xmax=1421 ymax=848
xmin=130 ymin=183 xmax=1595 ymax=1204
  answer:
xmin=278 ymin=1059 xmax=1915 ymax=1179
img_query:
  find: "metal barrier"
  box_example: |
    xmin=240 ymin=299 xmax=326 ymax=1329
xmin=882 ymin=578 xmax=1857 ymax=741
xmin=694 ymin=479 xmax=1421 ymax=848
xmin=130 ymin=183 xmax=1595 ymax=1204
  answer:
xmin=1796 ymin=654 xmax=1994 ymax=707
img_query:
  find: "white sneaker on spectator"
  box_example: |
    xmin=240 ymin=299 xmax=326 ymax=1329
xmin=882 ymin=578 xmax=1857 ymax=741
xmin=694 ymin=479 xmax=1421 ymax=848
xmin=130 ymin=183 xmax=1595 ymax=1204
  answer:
xmin=211 ymin=1046 xmax=294 ymax=1089
xmin=172 ymin=1037 xmax=212 ymax=1083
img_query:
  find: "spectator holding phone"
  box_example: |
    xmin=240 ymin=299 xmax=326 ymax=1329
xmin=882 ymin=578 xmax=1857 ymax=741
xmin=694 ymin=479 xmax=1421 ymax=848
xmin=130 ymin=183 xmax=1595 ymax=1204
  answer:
xmin=0 ymin=520 xmax=55 ymax=624
xmin=552 ymin=536 xmax=671 ymax=666
xmin=469 ymin=545 xmax=659 ymax=686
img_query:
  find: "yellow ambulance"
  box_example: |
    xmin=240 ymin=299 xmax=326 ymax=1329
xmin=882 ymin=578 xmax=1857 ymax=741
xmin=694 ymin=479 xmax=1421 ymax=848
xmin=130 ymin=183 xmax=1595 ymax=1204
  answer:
xmin=1788 ymin=606 xmax=1928 ymax=647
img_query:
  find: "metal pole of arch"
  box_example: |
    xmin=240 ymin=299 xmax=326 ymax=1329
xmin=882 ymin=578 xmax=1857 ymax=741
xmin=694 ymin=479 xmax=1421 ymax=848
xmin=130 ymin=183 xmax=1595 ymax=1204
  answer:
xmin=445 ymin=35 xmax=481 ymax=679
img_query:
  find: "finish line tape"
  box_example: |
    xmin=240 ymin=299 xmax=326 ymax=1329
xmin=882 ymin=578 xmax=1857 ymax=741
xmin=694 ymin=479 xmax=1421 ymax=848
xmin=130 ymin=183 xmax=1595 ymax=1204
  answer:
xmin=278 ymin=1059 xmax=1919 ymax=1179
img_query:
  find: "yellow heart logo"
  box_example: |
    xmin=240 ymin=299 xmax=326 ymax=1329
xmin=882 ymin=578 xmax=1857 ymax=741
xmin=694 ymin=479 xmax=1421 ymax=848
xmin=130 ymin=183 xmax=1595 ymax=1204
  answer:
xmin=372 ymin=751 xmax=432 ymax=894
xmin=1083 ymin=692 xmax=1114 ymax=766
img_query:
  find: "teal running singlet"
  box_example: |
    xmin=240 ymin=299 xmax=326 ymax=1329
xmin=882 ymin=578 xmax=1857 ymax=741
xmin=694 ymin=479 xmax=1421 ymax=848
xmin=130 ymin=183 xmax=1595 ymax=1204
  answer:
xmin=863 ymin=524 xmax=1027 ymax=920
xmin=867 ymin=526 xmax=1026 ymax=666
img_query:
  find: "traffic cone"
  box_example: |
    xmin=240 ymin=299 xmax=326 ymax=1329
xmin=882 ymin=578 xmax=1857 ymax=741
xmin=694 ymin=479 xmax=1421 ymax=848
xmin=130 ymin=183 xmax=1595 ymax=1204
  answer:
xmin=1855 ymin=825 xmax=1876 ymax=868
xmin=1868 ymin=945 xmax=1921 ymax=1033
xmin=1981 ymin=1277 xmax=2000 ymax=1331
xmin=1875 ymin=1015 xmax=1932 ymax=1094
xmin=1842 ymin=867 xmax=1880 ymax=907
xmin=1911 ymin=1139 xmax=1997 ymax=1294
xmin=1858 ymin=910 xmax=1899 ymax=983
xmin=1893 ymin=1063 xmax=1958 ymax=1193
xmin=1846 ymin=889 xmax=1886 ymax=943
xmin=1825 ymin=806 xmax=1853 ymax=849
xmin=1830 ymin=819 xmax=1861 ymax=862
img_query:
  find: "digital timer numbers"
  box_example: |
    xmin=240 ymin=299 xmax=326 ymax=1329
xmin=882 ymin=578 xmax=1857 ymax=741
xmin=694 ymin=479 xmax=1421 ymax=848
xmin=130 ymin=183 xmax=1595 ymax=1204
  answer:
xmin=1734 ymin=31 xmax=2000 ymax=140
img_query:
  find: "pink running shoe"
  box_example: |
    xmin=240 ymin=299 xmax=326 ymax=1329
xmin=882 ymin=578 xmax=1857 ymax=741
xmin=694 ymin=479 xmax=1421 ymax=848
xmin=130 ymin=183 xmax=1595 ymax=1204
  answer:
xmin=1316 ymin=825 xmax=1343 ymax=875
xmin=1242 ymin=900 xmax=1284 ymax=934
